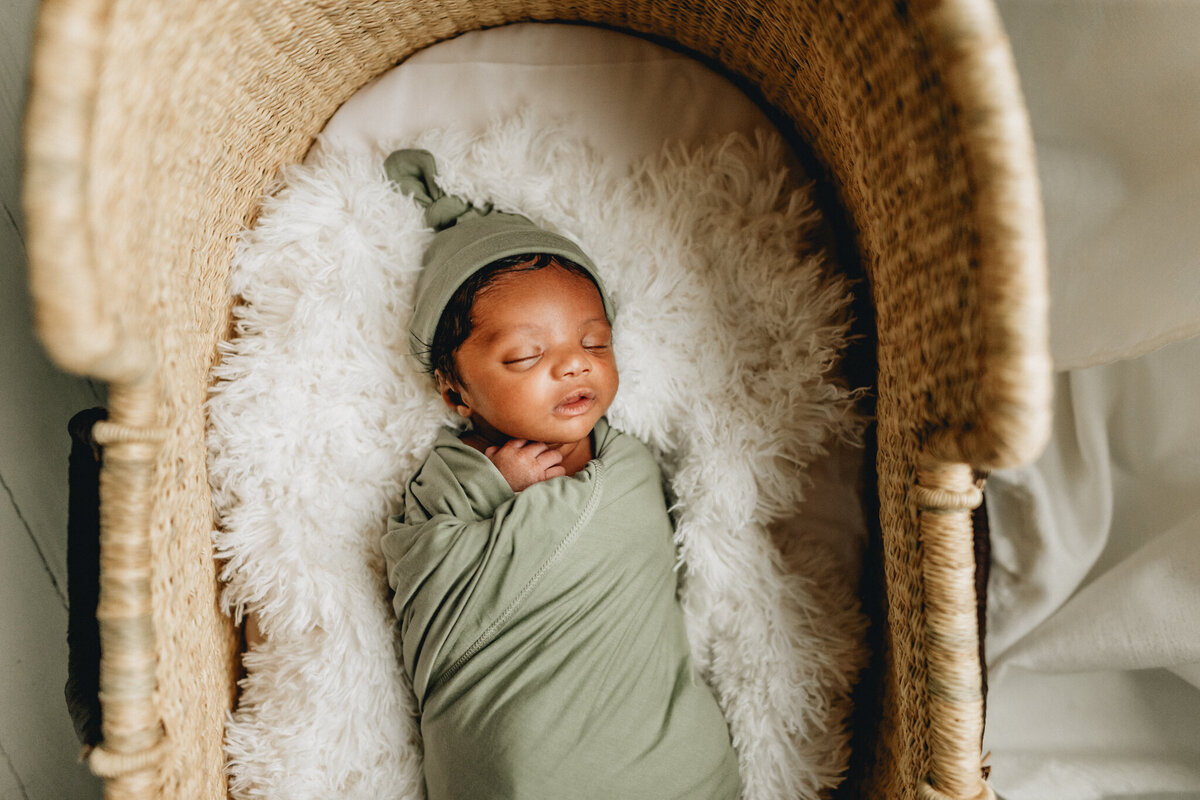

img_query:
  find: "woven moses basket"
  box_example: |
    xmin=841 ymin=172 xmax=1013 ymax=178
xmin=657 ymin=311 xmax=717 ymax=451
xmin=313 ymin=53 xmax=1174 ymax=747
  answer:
xmin=24 ymin=0 xmax=1050 ymax=798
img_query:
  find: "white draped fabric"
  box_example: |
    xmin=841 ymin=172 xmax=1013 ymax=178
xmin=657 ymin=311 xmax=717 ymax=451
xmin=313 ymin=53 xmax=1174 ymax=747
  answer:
xmin=985 ymin=337 xmax=1200 ymax=798
xmin=985 ymin=4 xmax=1200 ymax=797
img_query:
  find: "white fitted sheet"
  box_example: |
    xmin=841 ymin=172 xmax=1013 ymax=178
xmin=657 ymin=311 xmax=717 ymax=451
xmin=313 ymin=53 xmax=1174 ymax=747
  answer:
xmin=312 ymin=23 xmax=773 ymax=170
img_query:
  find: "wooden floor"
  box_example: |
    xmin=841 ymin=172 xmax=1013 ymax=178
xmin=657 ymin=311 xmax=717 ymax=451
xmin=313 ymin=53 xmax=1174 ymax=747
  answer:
xmin=3 ymin=0 xmax=106 ymax=796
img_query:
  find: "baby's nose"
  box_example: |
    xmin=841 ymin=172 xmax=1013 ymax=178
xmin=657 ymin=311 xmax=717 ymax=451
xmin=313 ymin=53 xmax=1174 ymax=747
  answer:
xmin=552 ymin=348 xmax=590 ymax=378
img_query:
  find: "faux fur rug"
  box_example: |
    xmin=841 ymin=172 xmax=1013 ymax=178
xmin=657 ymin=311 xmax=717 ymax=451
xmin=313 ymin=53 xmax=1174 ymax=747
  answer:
xmin=208 ymin=112 xmax=867 ymax=800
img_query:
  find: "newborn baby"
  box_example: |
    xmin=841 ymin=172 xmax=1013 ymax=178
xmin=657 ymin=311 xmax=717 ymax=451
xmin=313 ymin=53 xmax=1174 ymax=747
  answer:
xmin=381 ymin=149 xmax=740 ymax=800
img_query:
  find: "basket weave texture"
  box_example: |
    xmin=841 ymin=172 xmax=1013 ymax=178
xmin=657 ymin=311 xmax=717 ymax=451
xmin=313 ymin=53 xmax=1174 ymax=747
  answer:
xmin=24 ymin=1 xmax=1050 ymax=798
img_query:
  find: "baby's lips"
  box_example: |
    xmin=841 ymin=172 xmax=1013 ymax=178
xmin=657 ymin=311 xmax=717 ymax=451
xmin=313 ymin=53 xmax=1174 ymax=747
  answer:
xmin=554 ymin=387 xmax=596 ymax=413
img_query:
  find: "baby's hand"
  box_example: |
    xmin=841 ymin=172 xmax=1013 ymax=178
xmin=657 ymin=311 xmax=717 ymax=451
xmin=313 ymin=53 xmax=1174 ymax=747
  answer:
xmin=484 ymin=439 xmax=566 ymax=492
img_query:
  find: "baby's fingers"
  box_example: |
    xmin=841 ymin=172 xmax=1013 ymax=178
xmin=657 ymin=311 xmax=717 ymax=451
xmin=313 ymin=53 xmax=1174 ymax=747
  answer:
xmin=543 ymin=466 xmax=567 ymax=480
xmin=534 ymin=446 xmax=564 ymax=467
xmin=486 ymin=439 xmax=527 ymax=461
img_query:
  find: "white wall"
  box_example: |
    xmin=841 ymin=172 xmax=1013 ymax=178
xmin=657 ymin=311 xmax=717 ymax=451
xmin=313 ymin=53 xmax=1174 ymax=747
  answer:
xmin=2 ymin=0 xmax=107 ymax=796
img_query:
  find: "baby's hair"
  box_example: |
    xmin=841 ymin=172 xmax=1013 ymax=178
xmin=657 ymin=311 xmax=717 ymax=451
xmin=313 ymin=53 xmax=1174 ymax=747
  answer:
xmin=428 ymin=253 xmax=598 ymax=386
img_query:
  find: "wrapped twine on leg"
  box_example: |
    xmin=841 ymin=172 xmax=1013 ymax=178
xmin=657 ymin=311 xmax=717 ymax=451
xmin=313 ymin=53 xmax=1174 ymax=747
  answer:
xmin=86 ymin=380 xmax=170 ymax=797
xmin=915 ymin=457 xmax=993 ymax=800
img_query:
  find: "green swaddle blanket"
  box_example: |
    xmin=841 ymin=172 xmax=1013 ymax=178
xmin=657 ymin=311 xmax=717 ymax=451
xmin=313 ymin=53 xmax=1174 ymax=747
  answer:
xmin=382 ymin=418 xmax=740 ymax=799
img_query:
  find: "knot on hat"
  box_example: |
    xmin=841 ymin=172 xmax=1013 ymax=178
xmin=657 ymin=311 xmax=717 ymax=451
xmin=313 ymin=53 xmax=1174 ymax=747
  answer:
xmin=384 ymin=148 xmax=483 ymax=231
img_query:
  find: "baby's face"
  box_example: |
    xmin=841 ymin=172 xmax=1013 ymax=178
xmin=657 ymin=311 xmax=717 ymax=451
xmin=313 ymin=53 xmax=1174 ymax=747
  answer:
xmin=443 ymin=264 xmax=618 ymax=447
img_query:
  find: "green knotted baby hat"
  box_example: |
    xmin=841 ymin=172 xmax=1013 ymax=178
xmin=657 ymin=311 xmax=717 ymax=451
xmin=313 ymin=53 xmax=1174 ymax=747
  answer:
xmin=384 ymin=149 xmax=614 ymax=370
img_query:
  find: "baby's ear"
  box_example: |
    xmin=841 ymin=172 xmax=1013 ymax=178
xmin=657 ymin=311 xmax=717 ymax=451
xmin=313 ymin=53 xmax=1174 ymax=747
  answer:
xmin=434 ymin=371 xmax=471 ymax=418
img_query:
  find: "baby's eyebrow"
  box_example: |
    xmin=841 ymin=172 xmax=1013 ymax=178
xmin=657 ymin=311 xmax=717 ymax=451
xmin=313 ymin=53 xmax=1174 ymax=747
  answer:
xmin=476 ymin=317 xmax=609 ymax=345
xmin=474 ymin=324 xmax=542 ymax=346
xmin=489 ymin=323 xmax=542 ymax=337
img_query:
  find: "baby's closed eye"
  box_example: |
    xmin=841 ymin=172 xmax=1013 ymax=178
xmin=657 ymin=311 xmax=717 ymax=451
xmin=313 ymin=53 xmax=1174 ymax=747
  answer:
xmin=502 ymin=353 xmax=542 ymax=366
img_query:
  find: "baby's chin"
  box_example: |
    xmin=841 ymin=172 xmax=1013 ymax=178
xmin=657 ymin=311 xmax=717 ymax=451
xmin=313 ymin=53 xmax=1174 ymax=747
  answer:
xmin=497 ymin=412 xmax=606 ymax=447
xmin=523 ymin=423 xmax=598 ymax=448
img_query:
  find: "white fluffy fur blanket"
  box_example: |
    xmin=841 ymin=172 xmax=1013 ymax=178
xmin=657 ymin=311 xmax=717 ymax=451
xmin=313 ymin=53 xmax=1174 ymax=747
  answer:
xmin=208 ymin=113 xmax=866 ymax=799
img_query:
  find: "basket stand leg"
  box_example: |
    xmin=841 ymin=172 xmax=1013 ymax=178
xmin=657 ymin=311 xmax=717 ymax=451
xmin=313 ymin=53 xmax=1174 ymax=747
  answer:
xmin=915 ymin=457 xmax=995 ymax=800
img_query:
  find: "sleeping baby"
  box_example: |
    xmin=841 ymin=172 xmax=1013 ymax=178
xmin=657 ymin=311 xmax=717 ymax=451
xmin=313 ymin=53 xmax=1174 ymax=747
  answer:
xmin=380 ymin=149 xmax=740 ymax=800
